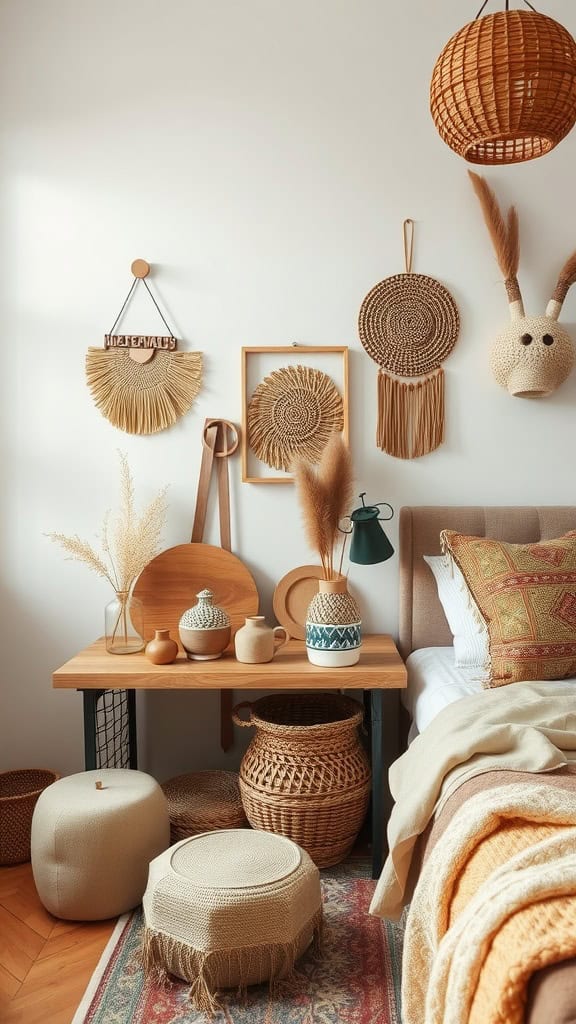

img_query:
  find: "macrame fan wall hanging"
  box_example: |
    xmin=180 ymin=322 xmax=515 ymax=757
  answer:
xmin=358 ymin=221 xmax=460 ymax=459
xmin=86 ymin=259 xmax=202 ymax=435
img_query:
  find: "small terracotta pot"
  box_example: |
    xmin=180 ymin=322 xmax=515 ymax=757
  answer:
xmin=145 ymin=629 xmax=179 ymax=665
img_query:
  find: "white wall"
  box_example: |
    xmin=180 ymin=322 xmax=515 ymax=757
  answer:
xmin=2 ymin=0 xmax=575 ymax=779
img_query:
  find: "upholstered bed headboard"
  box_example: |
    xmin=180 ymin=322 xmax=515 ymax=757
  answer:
xmin=398 ymin=506 xmax=576 ymax=661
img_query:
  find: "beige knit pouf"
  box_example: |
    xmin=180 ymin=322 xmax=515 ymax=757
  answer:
xmin=161 ymin=771 xmax=247 ymax=844
xmin=31 ymin=769 xmax=170 ymax=921
xmin=142 ymin=829 xmax=323 ymax=1013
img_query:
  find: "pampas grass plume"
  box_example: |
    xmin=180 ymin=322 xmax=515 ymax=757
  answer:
xmin=293 ymin=432 xmax=354 ymax=579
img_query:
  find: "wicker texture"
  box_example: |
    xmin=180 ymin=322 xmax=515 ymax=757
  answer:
xmin=247 ymin=364 xmax=344 ymax=471
xmin=358 ymin=272 xmax=459 ymax=376
xmin=0 ymin=769 xmax=60 ymax=865
xmin=161 ymin=771 xmax=247 ymax=844
xmin=430 ymin=10 xmax=576 ymax=165
xmin=233 ymin=694 xmax=371 ymax=867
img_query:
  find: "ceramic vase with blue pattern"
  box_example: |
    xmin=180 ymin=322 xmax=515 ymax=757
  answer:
xmin=305 ymin=577 xmax=361 ymax=667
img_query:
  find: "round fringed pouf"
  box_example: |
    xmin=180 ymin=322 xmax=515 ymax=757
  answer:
xmin=233 ymin=694 xmax=371 ymax=867
xmin=161 ymin=771 xmax=248 ymax=844
xmin=142 ymin=829 xmax=322 ymax=1014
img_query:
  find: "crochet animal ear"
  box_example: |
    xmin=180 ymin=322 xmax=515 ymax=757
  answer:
xmin=547 ymin=252 xmax=576 ymax=320
xmin=468 ymin=171 xmax=525 ymax=321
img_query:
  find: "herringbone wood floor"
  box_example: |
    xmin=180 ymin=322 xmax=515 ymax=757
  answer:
xmin=0 ymin=862 xmax=115 ymax=1024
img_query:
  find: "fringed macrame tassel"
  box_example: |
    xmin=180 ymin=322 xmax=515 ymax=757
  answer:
xmin=377 ymin=368 xmax=445 ymax=459
xmin=85 ymin=348 xmax=202 ymax=435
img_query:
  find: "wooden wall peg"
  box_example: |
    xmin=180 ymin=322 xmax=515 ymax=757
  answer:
xmin=131 ymin=259 xmax=150 ymax=279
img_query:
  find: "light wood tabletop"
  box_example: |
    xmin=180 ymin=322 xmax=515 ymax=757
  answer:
xmin=52 ymin=634 xmax=407 ymax=691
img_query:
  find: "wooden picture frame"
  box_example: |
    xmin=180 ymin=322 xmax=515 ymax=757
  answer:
xmin=241 ymin=345 xmax=350 ymax=484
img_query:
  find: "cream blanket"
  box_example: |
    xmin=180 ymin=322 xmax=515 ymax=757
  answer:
xmin=369 ymin=681 xmax=576 ymax=921
xmin=400 ymin=782 xmax=576 ymax=1024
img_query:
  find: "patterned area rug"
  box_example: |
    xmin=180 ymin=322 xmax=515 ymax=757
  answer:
xmin=72 ymin=860 xmax=404 ymax=1024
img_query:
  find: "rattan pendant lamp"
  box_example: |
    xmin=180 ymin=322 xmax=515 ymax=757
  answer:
xmin=430 ymin=1 xmax=576 ymax=165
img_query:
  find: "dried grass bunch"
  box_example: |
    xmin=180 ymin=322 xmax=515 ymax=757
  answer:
xmin=47 ymin=452 xmax=168 ymax=595
xmin=292 ymin=432 xmax=354 ymax=580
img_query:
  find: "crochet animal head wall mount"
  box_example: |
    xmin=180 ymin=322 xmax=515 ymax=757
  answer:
xmin=469 ymin=171 xmax=576 ymax=398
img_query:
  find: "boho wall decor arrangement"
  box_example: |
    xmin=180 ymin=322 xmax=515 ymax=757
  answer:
xmin=469 ymin=171 xmax=576 ymax=397
xmin=358 ymin=220 xmax=460 ymax=459
xmin=430 ymin=2 xmax=576 ymax=165
xmin=86 ymin=259 xmax=203 ymax=435
xmin=241 ymin=345 xmax=349 ymax=484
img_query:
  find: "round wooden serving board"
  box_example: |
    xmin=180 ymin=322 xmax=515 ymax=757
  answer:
xmin=272 ymin=565 xmax=325 ymax=641
xmin=134 ymin=544 xmax=259 ymax=648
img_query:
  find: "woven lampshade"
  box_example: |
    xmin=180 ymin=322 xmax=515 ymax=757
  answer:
xmin=430 ymin=10 xmax=576 ymax=165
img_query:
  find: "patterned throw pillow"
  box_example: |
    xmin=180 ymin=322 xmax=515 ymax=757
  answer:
xmin=441 ymin=530 xmax=576 ymax=687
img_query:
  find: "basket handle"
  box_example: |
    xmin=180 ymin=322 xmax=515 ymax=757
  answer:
xmin=231 ymin=701 xmax=254 ymax=727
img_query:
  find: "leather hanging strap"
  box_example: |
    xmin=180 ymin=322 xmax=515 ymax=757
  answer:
xmin=191 ymin=418 xmax=239 ymax=751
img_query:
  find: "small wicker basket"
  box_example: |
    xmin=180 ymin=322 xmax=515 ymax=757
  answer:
xmin=161 ymin=770 xmax=247 ymax=844
xmin=0 ymin=768 xmax=61 ymax=866
xmin=233 ymin=693 xmax=371 ymax=868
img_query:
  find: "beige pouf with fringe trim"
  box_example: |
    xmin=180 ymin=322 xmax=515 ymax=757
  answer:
xmin=142 ymin=829 xmax=322 ymax=1014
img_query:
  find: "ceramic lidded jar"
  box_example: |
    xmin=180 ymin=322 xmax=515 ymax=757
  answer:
xmin=179 ymin=590 xmax=231 ymax=661
xmin=305 ymin=577 xmax=361 ymax=667
xmin=234 ymin=616 xmax=289 ymax=664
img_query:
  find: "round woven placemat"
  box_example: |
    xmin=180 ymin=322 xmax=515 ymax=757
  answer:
xmin=247 ymin=364 xmax=344 ymax=471
xmin=358 ymin=272 xmax=460 ymax=377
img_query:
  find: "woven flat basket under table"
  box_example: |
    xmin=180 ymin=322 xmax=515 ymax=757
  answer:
xmin=0 ymin=769 xmax=61 ymax=866
xmin=233 ymin=693 xmax=371 ymax=868
xmin=160 ymin=771 xmax=247 ymax=844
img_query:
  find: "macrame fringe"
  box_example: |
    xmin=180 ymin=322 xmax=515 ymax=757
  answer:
xmin=377 ymin=368 xmax=444 ymax=458
xmin=85 ymin=348 xmax=202 ymax=435
xmin=142 ymin=910 xmax=323 ymax=1018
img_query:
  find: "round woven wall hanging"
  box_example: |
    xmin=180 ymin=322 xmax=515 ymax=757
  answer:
xmin=247 ymin=364 xmax=344 ymax=472
xmin=358 ymin=221 xmax=460 ymax=459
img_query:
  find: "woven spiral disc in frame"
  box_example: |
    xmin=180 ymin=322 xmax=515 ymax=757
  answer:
xmin=358 ymin=272 xmax=460 ymax=377
xmin=247 ymin=364 xmax=344 ymax=471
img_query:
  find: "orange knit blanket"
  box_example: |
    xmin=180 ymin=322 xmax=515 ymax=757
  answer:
xmin=401 ymin=782 xmax=576 ymax=1024
xmin=452 ymin=819 xmax=576 ymax=1024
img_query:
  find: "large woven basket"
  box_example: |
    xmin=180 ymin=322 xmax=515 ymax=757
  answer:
xmin=430 ymin=10 xmax=576 ymax=165
xmin=0 ymin=768 xmax=60 ymax=865
xmin=233 ymin=694 xmax=371 ymax=868
xmin=161 ymin=771 xmax=247 ymax=844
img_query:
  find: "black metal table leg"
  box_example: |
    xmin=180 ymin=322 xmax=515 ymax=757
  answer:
xmin=81 ymin=689 xmax=105 ymax=770
xmin=127 ymin=689 xmax=138 ymax=768
xmin=370 ymin=689 xmax=384 ymax=880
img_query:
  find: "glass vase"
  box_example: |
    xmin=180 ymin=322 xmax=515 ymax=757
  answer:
xmin=105 ymin=588 xmax=145 ymax=655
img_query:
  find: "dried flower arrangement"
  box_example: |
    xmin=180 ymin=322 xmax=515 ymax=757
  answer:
xmin=292 ymin=432 xmax=354 ymax=580
xmin=47 ymin=452 xmax=168 ymax=594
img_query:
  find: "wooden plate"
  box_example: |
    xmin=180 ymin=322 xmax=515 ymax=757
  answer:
xmin=272 ymin=565 xmax=324 ymax=641
xmin=134 ymin=543 xmax=259 ymax=647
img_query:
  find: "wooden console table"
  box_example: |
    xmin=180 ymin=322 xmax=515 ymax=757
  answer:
xmin=53 ymin=634 xmax=406 ymax=878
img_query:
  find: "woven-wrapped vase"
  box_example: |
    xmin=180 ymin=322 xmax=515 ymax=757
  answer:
xmin=232 ymin=693 xmax=371 ymax=867
xmin=305 ymin=577 xmax=361 ymax=667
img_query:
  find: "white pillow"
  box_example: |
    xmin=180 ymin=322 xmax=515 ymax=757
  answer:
xmin=423 ymin=554 xmax=489 ymax=669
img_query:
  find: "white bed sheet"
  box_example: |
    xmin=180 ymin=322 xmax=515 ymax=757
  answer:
xmin=403 ymin=646 xmax=576 ymax=740
xmin=402 ymin=647 xmax=485 ymax=738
